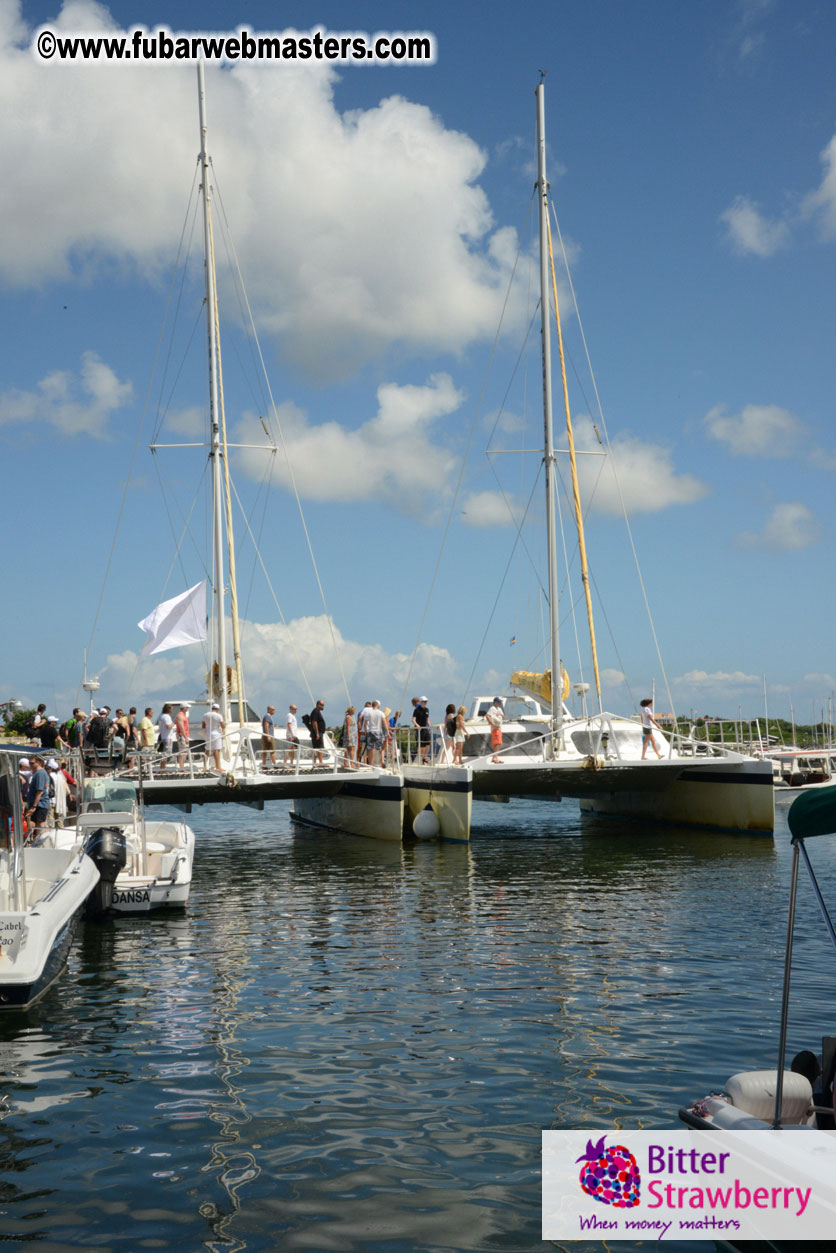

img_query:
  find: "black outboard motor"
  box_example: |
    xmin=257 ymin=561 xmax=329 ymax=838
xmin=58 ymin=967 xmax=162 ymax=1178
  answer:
xmin=84 ymin=826 xmax=128 ymax=916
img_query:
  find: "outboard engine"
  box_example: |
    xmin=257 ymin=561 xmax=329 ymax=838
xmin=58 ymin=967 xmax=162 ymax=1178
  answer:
xmin=84 ymin=826 xmax=128 ymax=916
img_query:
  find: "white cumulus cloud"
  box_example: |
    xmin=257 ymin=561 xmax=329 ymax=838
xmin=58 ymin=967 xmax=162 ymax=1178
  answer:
xmin=676 ymin=669 xmax=762 ymax=688
xmin=0 ymin=351 xmax=133 ymax=437
xmin=571 ymin=415 xmax=708 ymax=516
xmin=235 ymin=374 xmax=462 ymax=516
xmin=720 ymin=195 xmax=789 ymax=257
xmin=802 ymin=132 xmax=836 ymax=241
xmin=736 ymin=502 xmax=820 ymax=551
xmin=0 ymin=2 xmax=521 ymax=378
xmin=704 ymin=403 xmax=804 ymax=457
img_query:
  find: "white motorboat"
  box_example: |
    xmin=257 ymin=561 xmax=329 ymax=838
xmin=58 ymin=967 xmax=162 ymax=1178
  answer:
xmin=0 ymin=752 xmax=100 ymax=1008
xmin=34 ymin=777 xmax=194 ymax=914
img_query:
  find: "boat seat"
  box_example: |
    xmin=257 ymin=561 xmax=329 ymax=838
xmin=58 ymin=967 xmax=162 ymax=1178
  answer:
xmin=725 ymin=1070 xmax=815 ymax=1125
xmin=144 ymin=842 xmax=166 ymax=854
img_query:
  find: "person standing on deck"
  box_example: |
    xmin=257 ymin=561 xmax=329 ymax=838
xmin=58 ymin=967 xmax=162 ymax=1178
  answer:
xmin=485 ymin=697 xmax=505 ymax=764
xmin=309 ymin=700 xmax=326 ymax=766
xmin=285 ymin=704 xmax=300 ymax=767
xmin=640 ymin=698 xmax=663 ymax=759
xmin=413 ymin=697 xmax=431 ymax=764
xmin=175 ymin=704 xmax=191 ymax=768
xmin=157 ymin=704 xmax=175 ymax=769
xmin=343 ymin=705 xmax=357 ymax=768
xmin=24 ymin=755 xmax=51 ymax=836
xmin=138 ymin=707 xmax=156 ymax=762
xmin=261 ymin=705 xmax=278 ymax=769
xmin=362 ymin=701 xmax=387 ymax=767
xmin=202 ymin=703 xmax=225 ymax=772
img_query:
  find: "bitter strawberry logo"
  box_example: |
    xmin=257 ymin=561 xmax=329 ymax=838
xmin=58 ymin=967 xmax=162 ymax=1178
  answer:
xmin=576 ymin=1136 xmax=641 ymax=1208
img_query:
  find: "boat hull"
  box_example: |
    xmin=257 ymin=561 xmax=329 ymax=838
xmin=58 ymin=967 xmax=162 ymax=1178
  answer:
xmin=578 ymin=760 xmax=775 ymax=832
xmin=0 ymin=848 xmax=99 ymax=1009
xmin=291 ymin=773 xmax=404 ymax=840
xmin=402 ymin=765 xmax=472 ymax=841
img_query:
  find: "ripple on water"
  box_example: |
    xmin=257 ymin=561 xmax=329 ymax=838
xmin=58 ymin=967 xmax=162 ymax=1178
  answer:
xmin=0 ymin=800 xmax=825 ymax=1251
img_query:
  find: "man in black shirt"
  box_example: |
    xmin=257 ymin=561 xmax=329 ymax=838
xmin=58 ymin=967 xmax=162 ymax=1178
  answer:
xmin=309 ymin=700 xmax=326 ymax=766
xmin=412 ymin=697 xmax=430 ymax=764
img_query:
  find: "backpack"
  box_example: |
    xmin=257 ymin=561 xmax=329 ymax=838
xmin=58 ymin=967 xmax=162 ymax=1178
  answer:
xmin=87 ymin=715 xmax=108 ymax=748
xmin=301 ymin=713 xmax=312 ymax=730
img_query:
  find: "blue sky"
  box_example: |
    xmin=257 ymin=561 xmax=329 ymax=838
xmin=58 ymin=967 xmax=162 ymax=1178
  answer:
xmin=2 ymin=0 xmax=835 ymax=727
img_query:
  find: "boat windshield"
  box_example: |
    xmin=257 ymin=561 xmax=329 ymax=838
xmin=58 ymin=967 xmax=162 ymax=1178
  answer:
xmin=83 ymin=779 xmax=139 ymax=812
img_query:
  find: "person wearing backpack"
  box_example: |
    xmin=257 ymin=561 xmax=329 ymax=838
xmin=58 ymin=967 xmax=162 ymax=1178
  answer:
xmin=443 ymin=704 xmax=457 ymax=762
xmin=308 ymin=700 xmax=326 ymax=766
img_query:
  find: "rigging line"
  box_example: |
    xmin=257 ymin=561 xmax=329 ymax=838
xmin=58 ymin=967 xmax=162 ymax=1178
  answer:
xmin=125 ymin=454 xmax=213 ymax=697
xmin=550 ymin=202 xmax=677 ymax=721
xmin=461 ymin=471 xmax=544 ymax=707
xmin=151 ymin=452 xmax=214 ymax=586
xmin=210 ymin=168 xmax=273 ymax=418
xmin=227 ymin=474 xmax=317 ymax=708
xmin=206 ymin=166 xmax=350 ymax=706
xmin=587 ymin=563 xmax=638 ymax=713
xmin=80 ymin=163 xmax=201 ymax=693
xmin=400 ymin=191 xmax=537 ymax=713
xmin=241 ymin=453 xmax=278 ymax=623
xmin=150 ymin=163 xmax=202 ymax=445
xmin=483 ymin=419 xmax=585 ymax=687
xmin=482 ymin=203 xmax=537 ymax=448
xmin=152 ymin=301 xmax=205 ymax=445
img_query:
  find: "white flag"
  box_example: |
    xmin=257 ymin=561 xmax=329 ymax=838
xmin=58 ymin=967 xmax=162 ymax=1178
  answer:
xmin=138 ymin=581 xmax=207 ymax=656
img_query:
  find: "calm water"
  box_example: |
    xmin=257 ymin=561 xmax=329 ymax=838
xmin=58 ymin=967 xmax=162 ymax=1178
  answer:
xmin=0 ymin=798 xmax=832 ymax=1252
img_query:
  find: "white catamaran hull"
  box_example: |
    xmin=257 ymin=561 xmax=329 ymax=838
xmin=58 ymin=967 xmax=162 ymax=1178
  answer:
xmin=402 ymin=765 xmax=473 ymax=842
xmin=291 ymin=773 xmax=405 ymax=841
xmin=577 ymin=759 xmax=775 ymax=832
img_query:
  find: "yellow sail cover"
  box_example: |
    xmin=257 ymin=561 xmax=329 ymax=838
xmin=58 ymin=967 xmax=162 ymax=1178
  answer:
xmin=510 ymin=669 xmax=570 ymax=705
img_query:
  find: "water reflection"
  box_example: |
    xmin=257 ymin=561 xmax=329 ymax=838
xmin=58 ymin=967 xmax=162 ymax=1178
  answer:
xmin=0 ymin=798 xmax=824 ymax=1252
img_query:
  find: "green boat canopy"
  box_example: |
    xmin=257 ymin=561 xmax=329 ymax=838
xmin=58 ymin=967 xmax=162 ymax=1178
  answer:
xmin=787 ymin=783 xmax=836 ymax=841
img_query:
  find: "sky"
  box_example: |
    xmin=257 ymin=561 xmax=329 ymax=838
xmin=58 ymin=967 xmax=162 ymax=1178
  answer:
xmin=2 ymin=0 xmax=835 ymax=728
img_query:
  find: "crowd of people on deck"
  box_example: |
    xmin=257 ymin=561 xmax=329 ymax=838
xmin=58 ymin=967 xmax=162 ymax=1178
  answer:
xmin=258 ymin=695 xmax=506 ymax=771
xmin=7 ymin=694 xmax=509 ymax=833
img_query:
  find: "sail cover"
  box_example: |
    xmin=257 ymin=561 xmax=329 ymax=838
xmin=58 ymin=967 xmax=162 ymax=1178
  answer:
xmin=138 ymin=582 xmax=207 ymax=656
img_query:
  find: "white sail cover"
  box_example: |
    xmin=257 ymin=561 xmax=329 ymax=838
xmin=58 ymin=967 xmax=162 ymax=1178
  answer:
xmin=138 ymin=581 xmax=207 ymax=656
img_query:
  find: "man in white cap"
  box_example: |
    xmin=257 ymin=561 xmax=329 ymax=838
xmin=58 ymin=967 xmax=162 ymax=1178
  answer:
xmin=485 ymin=697 xmax=505 ymax=764
xmin=202 ymin=703 xmax=225 ymax=772
xmin=46 ymin=757 xmax=70 ymax=827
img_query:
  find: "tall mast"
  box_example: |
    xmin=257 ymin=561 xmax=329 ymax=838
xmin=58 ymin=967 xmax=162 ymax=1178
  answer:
xmin=536 ymin=82 xmax=563 ymax=750
xmin=197 ymin=61 xmax=229 ymax=722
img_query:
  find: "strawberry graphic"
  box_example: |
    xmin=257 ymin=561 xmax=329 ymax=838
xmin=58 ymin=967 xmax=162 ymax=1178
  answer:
xmin=576 ymin=1136 xmax=641 ymax=1208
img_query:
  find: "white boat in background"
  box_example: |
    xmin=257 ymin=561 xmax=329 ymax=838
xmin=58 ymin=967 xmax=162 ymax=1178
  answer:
xmin=0 ymin=751 xmax=100 ymax=1009
xmin=766 ymin=749 xmax=836 ymax=802
xmin=35 ymin=777 xmax=195 ymax=914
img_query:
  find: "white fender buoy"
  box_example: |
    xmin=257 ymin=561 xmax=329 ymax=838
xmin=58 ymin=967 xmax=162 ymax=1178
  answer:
xmin=413 ymin=804 xmax=440 ymax=839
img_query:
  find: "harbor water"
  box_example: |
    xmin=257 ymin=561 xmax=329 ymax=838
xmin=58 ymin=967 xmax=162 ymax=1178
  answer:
xmin=0 ymin=797 xmax=831 ymax=1252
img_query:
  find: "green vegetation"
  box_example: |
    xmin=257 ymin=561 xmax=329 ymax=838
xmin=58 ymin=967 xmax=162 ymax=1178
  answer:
xmin=2 ymin=707 xmax=36 ymax=737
